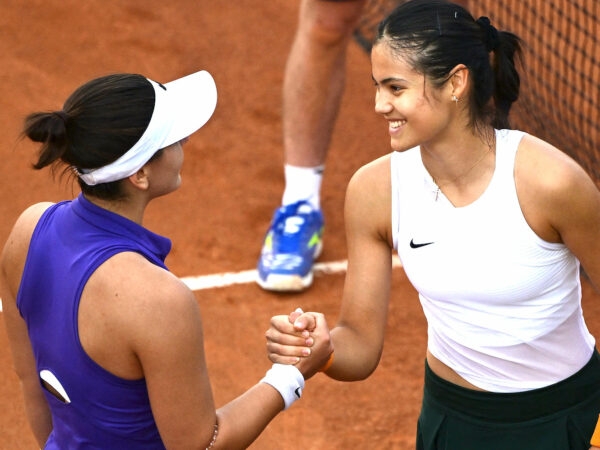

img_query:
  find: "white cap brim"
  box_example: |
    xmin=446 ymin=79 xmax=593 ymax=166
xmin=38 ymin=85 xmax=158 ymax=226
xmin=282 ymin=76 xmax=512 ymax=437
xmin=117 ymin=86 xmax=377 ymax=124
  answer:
xmin=79 ymin=70 xmax=217 ymax=185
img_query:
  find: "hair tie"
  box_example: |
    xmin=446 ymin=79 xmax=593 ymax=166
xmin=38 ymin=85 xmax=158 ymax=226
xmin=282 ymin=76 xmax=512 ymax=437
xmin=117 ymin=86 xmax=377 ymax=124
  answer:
xmin=53 ymin=110 xmax=69 ymax=125
xmin=476 ymin=16 xmax=500 ymax=52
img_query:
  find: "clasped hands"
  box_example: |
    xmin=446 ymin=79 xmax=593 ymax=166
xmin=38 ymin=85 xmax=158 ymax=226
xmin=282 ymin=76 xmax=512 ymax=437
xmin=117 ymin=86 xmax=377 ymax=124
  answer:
xmin=266 ymin=308 xmax=333 ymax=380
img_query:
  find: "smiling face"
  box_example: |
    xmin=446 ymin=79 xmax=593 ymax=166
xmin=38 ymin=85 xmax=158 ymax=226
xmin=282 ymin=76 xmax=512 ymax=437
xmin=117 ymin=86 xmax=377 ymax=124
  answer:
xmin=371 ymin=41 xmax=456 ymax=152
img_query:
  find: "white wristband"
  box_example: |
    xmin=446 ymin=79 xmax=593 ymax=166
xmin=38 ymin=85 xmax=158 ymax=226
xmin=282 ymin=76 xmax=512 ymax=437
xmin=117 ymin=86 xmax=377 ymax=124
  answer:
xmin=260 ymin=363 xmax=305 ymax=410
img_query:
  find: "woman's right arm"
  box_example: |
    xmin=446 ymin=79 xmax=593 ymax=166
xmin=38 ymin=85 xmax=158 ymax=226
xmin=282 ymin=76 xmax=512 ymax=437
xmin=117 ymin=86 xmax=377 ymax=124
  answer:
xmin=267 ymin=156 xmax=395 ymax=381
xmin=122 ymin=262 xmax=330 ymax=449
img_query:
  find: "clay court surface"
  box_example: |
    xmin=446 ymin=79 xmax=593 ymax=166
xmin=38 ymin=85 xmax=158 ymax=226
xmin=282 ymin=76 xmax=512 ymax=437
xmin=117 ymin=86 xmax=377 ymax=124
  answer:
xmin=1 ymin=1 xmax=600 ymax=449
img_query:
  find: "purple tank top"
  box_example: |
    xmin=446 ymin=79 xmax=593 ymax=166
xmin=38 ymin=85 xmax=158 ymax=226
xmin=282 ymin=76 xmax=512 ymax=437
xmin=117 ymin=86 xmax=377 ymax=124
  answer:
xmin=18 ymin=194 xmax=172 ymax=449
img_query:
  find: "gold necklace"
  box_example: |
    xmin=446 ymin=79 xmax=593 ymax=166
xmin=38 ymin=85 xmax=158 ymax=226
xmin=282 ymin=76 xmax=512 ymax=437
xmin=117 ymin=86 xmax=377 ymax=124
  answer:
xmin=431 ymin=143 xmax=493 ymax=201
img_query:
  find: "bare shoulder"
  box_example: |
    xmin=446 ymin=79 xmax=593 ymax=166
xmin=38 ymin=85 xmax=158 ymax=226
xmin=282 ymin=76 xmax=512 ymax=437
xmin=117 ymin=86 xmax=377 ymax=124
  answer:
xmin=1 ymin=202 xmax=54 ymax=284
xmin=345 ymin=154 xmax=393 ymax=242
xmin=515 ymin=134 xmax=600 ymax=242
xmin=88 ymin=252 xmax=199 ymax=326
xmin=80 ymin=252 xmax=202 ymax=378
xmin=349 ymin=154 xmax=392 ymax=186
xmin=3 ymin=202 xmax=54 ymax=249
xmin=516 ymin=134 xmax=593 ymax=194
xmin=347 ymin=154 xmax=392 ymax=205
xmin=347 ymin=154 xmax=391 ymax=205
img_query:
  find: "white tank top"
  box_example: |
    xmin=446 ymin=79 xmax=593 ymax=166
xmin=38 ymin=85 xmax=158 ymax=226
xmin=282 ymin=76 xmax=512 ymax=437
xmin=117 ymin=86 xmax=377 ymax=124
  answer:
xmin=391 ymin=129 xmax=595 ymax=392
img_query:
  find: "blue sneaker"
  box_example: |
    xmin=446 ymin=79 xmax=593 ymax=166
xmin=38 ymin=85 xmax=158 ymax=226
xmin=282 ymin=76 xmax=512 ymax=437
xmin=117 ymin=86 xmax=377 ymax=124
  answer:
xmin=257 ymin=201 xmax=324 ymax=291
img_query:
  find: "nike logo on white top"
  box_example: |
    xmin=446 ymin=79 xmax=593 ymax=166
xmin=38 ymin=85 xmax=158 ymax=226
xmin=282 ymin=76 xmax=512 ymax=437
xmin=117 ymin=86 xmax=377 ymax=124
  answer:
xmin=410 ymin=239 xmax=434 ymax=248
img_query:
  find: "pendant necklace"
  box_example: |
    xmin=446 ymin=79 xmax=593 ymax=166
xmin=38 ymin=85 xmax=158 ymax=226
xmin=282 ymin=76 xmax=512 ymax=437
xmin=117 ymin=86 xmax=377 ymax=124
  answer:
xmin=431 ymin=142 xmax=493 ymax=201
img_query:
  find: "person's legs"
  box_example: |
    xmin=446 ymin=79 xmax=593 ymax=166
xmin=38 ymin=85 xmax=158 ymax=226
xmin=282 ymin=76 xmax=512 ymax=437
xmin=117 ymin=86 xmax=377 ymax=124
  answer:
xmin=282 ymin=0 xmax=366 ymax=208
xmin=257 ymin=0 xmax=366 ymax=292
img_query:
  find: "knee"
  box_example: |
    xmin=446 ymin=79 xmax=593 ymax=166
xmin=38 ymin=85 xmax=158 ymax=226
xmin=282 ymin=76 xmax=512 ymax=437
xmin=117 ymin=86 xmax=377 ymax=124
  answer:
xmin=300 ymin=1 xmax=365 ymax=47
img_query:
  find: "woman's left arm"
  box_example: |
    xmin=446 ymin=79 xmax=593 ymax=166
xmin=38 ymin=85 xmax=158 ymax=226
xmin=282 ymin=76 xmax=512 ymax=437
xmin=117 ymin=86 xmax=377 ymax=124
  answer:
xmin=516 ymin=135 xmax=600 ymax=289
xmin=517 ymin=139 xmax=600 ymax=450
xmin=1 ymin=204 xmax=54 ymax=446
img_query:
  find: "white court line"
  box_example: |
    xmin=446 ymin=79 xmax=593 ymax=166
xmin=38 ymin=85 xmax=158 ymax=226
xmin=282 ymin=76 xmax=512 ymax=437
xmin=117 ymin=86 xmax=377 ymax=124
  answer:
xmin=0 ymin=256 xmax=403 ymax=312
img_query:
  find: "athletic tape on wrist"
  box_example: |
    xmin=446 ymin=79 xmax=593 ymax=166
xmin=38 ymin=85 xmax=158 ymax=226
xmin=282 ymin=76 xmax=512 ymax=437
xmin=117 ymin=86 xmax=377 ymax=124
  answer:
xmin=260 ymin=363 xmax=305 ymax=410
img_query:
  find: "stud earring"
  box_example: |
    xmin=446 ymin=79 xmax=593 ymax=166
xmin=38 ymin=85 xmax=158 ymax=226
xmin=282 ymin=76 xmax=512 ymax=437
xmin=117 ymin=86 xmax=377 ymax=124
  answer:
xmin=452 ymin=94 xmax=459 ymax=104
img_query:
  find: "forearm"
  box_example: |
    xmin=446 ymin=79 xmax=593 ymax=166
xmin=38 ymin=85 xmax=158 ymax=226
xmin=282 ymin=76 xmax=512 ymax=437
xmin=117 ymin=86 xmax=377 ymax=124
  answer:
xmin=323 ymin=325 xmax=382 ymax=381
xmin=212 ymin=382 xmax=288 ymax=450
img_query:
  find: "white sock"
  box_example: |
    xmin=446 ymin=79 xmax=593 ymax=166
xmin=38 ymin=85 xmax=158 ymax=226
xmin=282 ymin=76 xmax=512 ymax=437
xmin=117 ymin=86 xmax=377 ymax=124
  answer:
xmin=281 ymin=164 xmax=324 ymax=210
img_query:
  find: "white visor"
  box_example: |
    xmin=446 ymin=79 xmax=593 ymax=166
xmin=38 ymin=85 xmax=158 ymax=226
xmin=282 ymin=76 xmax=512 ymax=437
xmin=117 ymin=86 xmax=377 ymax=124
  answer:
xmin=78 ymin=70 xmax=217 ymax=185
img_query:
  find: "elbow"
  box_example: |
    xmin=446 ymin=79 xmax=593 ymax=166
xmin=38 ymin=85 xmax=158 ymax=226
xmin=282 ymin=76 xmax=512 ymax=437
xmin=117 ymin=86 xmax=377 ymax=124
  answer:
xmin=355 ymin=353 xmax=382 ymax=380
xmin=330 ymin=349 xmax=383 ymax=382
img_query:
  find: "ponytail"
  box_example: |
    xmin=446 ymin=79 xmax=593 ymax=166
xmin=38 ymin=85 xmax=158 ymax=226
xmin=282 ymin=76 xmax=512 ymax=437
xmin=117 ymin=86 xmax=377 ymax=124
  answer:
xmin=23 ymin=111 xmax=70 ymax=170
xmin=490 ymin=29 xmax=523 ymax=129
